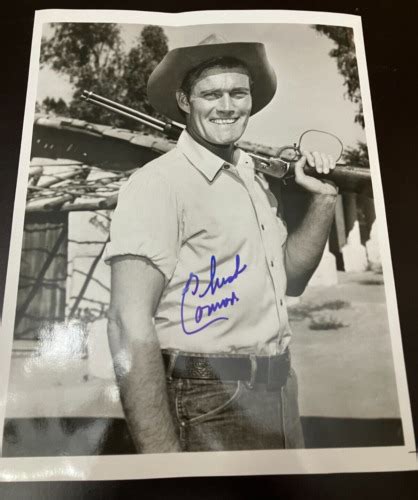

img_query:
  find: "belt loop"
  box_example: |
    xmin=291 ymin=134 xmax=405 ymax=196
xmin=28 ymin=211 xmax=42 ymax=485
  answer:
xmin=166 ymin=349 xmax=179 ymax=381
xmin=246 ymin=354 xmax=257 ymax=389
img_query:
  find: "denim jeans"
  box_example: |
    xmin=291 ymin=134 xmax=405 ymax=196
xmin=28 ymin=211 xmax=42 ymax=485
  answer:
xmin=166 ymin=366 xmax=305 ymax=452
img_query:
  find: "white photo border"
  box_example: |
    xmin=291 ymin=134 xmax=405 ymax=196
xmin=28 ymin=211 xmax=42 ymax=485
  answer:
xmin=0 ymin=8 xmax=416 ymax=481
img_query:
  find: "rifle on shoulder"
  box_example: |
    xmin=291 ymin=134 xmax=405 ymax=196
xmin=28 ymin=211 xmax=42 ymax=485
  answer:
xmin=81 ymin=90 xmax=372 ymax=196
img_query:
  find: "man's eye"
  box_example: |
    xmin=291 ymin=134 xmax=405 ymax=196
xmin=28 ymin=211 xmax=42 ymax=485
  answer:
xmin=232 ymin=91 xmax=249 ymax=99
xmin=203 ymin=92 xmax=221 ymax=100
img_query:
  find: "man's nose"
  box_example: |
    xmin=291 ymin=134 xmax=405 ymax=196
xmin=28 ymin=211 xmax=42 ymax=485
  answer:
xmin=217 ymin=93 xmax=234 ymax=114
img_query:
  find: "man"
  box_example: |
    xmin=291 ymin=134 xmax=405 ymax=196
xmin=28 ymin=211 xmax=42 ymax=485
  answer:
xmin=105 ymin=35 xmax=338 ymax=453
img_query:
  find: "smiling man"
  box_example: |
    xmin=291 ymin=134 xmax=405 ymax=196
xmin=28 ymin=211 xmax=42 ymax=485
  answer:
xmin=177 ymin=61 xmax=252 ymax=149
xmin=105 ymin=35 xmax=338 ymax=453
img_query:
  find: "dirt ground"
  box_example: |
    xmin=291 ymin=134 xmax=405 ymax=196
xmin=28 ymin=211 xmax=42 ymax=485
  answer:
xmin=290 ymin=270 xmax=401 ymax=419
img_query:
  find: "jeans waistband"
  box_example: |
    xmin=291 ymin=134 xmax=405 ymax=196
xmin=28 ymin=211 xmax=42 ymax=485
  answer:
xmin=162 ymin=349 xmax=290 ymax=391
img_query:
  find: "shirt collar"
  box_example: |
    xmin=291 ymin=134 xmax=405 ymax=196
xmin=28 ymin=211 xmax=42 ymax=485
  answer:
xmin=177 ymin=130 xmax=232 ymax=182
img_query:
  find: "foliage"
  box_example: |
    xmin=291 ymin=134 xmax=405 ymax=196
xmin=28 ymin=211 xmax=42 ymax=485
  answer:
xmin=342 ymin=141 xmax=370 ymax=168
xmin=288 ymin=299 xmax=350 ymax=321
xmin=39 ymin=97 xmax=69 ymax=116
xmin=313 ymin=26 xmax=364 ymax=129
xmin=313 ymin=26 xmax=369 ymax=168
xmin=39 ymin=23 xmax=168 ymax=129
xmin=309 ymin=314 xmax=348 ymax=331
xmin=288 ymin=299 xmax=349 ymax=331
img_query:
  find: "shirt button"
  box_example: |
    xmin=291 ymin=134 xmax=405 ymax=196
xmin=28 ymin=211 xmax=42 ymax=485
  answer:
xmin=270 ymin=260 xmax=274 ymax=267
xmin=223 ymin=164 xmax=230 ymax=170
xmin=180 ymin=421 xmax=186 ymax=427
xmin=261 ymin=224 xmax=265 ymax=230
xmin=280 ymin=299 xmax=283 ymax=306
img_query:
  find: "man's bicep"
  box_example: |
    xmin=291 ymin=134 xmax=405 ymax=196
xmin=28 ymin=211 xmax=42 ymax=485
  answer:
xmin=109 ymin=255 xmax=165 ymax=340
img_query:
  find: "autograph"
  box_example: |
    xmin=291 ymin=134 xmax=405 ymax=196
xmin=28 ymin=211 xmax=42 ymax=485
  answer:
xmin=181 ymin=254 xmax=247 ymax=335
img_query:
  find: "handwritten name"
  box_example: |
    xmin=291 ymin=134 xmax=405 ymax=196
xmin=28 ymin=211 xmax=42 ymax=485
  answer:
xmin=181 ymin=255 xmax=247 ymax=335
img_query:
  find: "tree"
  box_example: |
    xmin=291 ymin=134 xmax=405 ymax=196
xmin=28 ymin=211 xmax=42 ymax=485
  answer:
xmin=39 ymin=23 xmax=168 ymax=129
xmin=123 ymin=25 xmax=169 ymax=116
xmin=313 ymin=26 xmax=363 ymax=127
xmin=313 ymin=25 xmax=369 ymax=167
xmin=38 ymin=97 xmax=69 ymax=116
xmin=342 ymin=141 xmax=369 ymax=168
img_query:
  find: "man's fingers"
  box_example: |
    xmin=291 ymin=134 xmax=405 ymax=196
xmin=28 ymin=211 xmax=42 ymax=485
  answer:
xmin=294 ymin=155 xmax=307 ymax=180
xmin=312 ymin=151 xmax=323 ymax=173
xmin=301 ymin=149 xmax=315 ymax=167
xmin=296 ymin=151 xmax=336 ymax=179
xmin=321 ymin=152 xmax=330 ymax=174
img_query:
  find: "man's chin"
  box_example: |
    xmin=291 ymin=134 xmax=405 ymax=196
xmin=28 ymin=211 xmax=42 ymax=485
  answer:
xmin=212 ymin=131 xmax=244 ymax=146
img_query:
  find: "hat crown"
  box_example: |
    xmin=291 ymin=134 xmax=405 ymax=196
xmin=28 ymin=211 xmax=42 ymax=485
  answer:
xmin=198 ymin=34 xmax=228 ymax=46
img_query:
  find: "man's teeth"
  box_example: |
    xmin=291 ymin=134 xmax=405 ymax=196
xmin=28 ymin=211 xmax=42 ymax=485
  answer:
xmin=211 ymin=119 xmax=237 ymax=124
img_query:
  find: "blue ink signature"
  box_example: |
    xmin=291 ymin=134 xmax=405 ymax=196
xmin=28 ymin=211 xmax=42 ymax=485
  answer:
xmin=181 ymin=255 xmax=247 ymax=335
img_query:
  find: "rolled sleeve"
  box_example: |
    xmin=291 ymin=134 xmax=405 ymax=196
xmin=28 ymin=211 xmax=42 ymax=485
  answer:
xmin=104 ymin=167 xmax=181 ymax=281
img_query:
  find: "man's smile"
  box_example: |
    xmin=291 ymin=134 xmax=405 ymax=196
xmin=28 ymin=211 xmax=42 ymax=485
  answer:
xmin=209 ymin=118 xmax=239 ymax=125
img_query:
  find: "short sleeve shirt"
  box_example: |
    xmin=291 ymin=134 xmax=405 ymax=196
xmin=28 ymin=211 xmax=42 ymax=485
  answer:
xmin=105 ymin=130 xmax=292 ymax=355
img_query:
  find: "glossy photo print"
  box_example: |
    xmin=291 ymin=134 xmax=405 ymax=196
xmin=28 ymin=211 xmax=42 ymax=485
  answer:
xmin=0 ymin=9 xmax=415 ymax=481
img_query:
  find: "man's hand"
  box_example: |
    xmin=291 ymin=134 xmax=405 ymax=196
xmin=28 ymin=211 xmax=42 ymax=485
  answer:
xmin=294 ymin=150 xmax=338 ymax=196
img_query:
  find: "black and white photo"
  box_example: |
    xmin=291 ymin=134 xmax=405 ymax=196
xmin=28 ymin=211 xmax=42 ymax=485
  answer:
xmin=0 ymin=9 xmax=415 ymax=480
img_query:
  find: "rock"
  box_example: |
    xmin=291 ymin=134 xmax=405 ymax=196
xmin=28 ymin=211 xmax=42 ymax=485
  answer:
xmin=342 ymin=220 xmax=368 ymax=272
xmin=366 ymin=221 xmax=382 ymax=271
xmin=309 ymin=241 xmax=338 ymax=287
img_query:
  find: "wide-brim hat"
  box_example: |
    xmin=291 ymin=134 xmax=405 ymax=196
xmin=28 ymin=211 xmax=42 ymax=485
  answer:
xmin=147 ymin=34 xmax=277 ymax=124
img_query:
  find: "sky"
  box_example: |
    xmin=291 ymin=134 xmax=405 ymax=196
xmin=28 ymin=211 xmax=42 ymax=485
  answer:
xmin=37 ymin=22 xmax=366 ymax=150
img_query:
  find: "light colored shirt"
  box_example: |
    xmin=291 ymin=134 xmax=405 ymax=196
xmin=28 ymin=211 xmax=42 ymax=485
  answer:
xmin=105 ymin=130 xmax=291 ymax=355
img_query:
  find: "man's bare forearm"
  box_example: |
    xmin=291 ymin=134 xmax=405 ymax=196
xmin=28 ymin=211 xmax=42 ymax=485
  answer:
xmin=285 ymin=193 xmax=337 ymax=295
xmin=108 ymin=316 xmax=181 ymax=453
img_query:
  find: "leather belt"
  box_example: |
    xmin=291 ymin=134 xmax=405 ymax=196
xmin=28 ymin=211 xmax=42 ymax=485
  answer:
xmin=162 ymin=350 xmax=290 ymax=391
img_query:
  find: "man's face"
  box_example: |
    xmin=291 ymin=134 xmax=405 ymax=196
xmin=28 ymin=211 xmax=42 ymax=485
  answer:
xmin=178 ymin=66 xmax=252 ymax=146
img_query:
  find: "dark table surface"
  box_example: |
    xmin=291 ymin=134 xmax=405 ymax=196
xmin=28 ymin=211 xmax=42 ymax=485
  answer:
xmin=0 ymin=0 xmax=417 ymax=498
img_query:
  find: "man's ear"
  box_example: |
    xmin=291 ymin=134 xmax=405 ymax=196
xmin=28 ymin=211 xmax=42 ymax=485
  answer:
xmin=176 ymin=90 xmax=190 ymax=115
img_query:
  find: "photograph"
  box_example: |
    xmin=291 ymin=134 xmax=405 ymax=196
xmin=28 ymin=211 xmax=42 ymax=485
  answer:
xmin=0 ymin=9 xmax=415 ymax=481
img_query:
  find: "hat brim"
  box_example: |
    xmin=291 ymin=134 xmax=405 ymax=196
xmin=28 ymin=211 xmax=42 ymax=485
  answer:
xmin=147 ymin=42 xmax=277 ymax=124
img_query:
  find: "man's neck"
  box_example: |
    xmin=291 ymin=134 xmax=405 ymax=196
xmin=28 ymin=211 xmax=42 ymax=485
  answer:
xmin=187 ymin=127 xmax=238 ymax=165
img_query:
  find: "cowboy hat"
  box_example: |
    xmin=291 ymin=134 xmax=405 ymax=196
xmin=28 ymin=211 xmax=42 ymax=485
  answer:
xmin=147 ymin=34 xmax=277 ymax=124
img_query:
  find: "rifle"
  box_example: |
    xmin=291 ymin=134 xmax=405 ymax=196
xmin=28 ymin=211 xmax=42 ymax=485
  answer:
xmin=81 ymin=90 xmax=372 ymax=196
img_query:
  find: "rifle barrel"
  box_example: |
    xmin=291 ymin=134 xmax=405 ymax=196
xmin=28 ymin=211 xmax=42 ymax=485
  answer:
xmin=81 ymin=94 xmax=165 ymax=133
xmin=83 ymin=91 xmax=162 ymax=125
